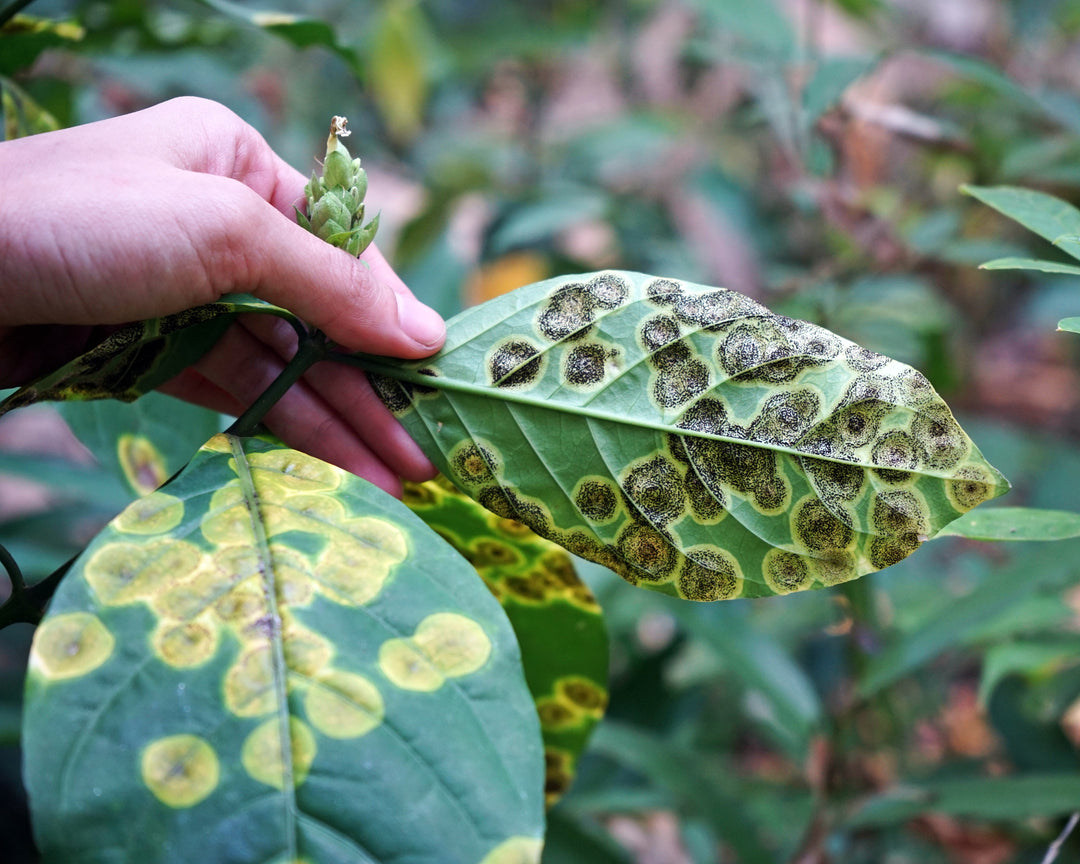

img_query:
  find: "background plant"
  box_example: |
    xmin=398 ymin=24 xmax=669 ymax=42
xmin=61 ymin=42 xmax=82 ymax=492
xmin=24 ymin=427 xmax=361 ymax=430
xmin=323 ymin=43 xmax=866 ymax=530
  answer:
xmin=4 ymin=1 xmax=1080 ymax=862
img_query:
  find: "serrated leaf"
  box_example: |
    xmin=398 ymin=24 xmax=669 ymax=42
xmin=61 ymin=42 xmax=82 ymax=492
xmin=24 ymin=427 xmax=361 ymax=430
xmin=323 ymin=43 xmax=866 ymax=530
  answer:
xmin=354 ymin=271 xmax=1009 ymax=601
xmin=963 ymin=184 xmax=1080 ymax=263
xmin=404 ymin=477 xmax=609 ymax=807
xmin=0 ymin=296 xmax=297 ymax=416
xmin=23 ymin=434 xmax=544 ymax=864
xmin=979 ymin=256 xmax=1080 ymax=276
xmin=936 ymin=506 xmax=1080 ymax=541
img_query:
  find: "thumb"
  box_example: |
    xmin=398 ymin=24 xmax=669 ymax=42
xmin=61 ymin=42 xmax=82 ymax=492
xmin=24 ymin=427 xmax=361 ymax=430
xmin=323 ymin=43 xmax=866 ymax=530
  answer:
xmin=238 ymin=198 xmax=445 ymax=357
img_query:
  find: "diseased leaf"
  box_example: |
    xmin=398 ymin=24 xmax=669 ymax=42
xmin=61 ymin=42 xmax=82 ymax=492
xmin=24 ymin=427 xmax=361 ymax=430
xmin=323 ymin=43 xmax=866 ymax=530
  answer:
xmin=354 ymin=271 xmax=1009 ymax=601
xmin=0 ymin=296 xmax=297 ymax=416
xmin=404 ymin=477 xmax=609 ymax=808
xmin=22 ymin=434 xmax=544 ymax=864
xmin=936 ymin=506 xmax=1080 ymax=541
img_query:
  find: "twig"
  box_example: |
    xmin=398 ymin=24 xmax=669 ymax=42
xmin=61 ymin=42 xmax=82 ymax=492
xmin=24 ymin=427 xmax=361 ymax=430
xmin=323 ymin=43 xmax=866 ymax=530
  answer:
xmin=1041 ymin=812 xmax=1079 ymax=864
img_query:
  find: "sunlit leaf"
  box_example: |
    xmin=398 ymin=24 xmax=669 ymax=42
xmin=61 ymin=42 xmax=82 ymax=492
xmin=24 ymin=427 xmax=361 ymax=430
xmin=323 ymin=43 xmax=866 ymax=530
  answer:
xmin=23 ymin=434 xmax=544 ymax=863
xmin=404 ymin=477 xmax=608 ymax=807
xmin=367 ymin=0 xmax=430 ymax=142
xmin=963 ymin=184 xmax=1080 ymax=262
xmin=979 ymin=256 xmax=1080 ymax=276
xmin=354 ymin=271 xmax=1009 ymax=601
xmin=936 ymin=506 xmax=1080 ymax=541
xmin=0 ymin=296 xmax=297 ymax=416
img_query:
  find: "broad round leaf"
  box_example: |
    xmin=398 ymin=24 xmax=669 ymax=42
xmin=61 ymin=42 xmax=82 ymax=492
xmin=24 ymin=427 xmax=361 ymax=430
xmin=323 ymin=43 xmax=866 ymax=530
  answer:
xmin=404 ymin=477 xmax=609 ymax=807
xmin=23 ymin=434 xmax=544 ymax=863
xmin=357 ymin=271 xmax=1009 ymax=600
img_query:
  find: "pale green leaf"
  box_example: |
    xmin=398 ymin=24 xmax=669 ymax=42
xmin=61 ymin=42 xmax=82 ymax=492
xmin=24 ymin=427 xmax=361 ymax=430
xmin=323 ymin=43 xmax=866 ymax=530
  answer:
xmin=23 ymin=434 xmax=544 ymax=863
xmin=936 ymin=506 xmax=1080 ymax=541
xmin=1059 ymin=317 xmax=1080 ymax=333
xmin=979 ymin=256 xmax=1080 ymax=276
xmin=963 ymin=184 xmax=1080 ymax=262
xmin=353 ymin=271 xmax=1009 ymax=601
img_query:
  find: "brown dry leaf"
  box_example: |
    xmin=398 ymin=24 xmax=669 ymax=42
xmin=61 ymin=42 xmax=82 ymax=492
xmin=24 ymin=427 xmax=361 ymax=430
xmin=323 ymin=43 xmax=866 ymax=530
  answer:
xmin=914 ymin=813 xmax=1016 ymax=864
xmin=465 ymin=252 xmax=550 ymax=306
xmin=941 ymin=683 xmax=999 ymax=759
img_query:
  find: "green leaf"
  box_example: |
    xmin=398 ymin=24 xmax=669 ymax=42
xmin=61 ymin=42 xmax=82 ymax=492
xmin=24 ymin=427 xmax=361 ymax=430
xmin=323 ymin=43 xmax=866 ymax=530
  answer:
xmin=962 ymin=184 xmax=1080 ymax=263
xmin=589 ymin=721 xmax=775 ymax=864
xmin=0 ymin=14 xmax=84 ymax=77
xmin=979 ymin=256 xmax=1080 ymax=276
xmin=858 ymin=542 xmax=1078 ymax=697
xmin=366 ymin=0 xmax=430 ymax=142
xmin=194 ymin=0 xmax=363 ymax=76
xmin=848 ymin=774 xmax=1080 ymax=826
xmin=404 ymin=477 xmax=609 ymax=808
xmin=935 ymin=506 xmax=1080 ymax=541
xmin=23 ymin=434 xmax=545 ymax=863
xmin=354 ymin=271 xmax=1009 ymax=601
xmin=1059 ymin=317 xmax=1080 ymax=334
xmin=978 ymin=639 xmax=1080 ymax=706
xmin=0 ymin=75 xmax=60 ymax=139
xmin=0 ymin=296 xmax=297 ymax=416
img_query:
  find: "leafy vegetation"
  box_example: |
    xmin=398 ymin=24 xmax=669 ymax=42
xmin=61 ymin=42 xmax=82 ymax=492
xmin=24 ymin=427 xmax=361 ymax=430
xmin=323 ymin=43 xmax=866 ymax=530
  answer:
xmin=4 ymin=1 xmax=1080 ymax=862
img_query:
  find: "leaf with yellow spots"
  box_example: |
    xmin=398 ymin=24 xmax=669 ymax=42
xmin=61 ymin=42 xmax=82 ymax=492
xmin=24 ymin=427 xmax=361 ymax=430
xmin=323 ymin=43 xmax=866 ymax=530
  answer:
xmin=352 ymin=270 xmax=1010 ymax=600
xmin=404 ymin=478 xmax=608 ymax=808
xmin=23 ymin=434 xmax=544 ymax=863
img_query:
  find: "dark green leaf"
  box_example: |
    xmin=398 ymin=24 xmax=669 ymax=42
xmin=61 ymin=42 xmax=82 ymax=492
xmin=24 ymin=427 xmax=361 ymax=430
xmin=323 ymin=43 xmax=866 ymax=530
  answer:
xmin=404 ymin=477 xmax=609 ymax=808
xmin=962 ymin=185 xmax=1080 ymax=262
xmin=978 ymin=639 xmax=1080 ymax=706
xmin=23 ymin=434 xmax=544 ymax=863
xmin=0 ymin=15 xmax=83 ymax=77
xmin=355 ymin=271 xmax=1008 ymax=601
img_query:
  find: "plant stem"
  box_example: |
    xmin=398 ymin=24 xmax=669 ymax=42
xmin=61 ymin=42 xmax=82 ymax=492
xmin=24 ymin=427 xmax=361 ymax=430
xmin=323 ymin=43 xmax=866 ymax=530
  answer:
xmin=0 ymin=548 xmax=71 ymax=629
xmin=227 ymin=330 xmax=329 ymax=438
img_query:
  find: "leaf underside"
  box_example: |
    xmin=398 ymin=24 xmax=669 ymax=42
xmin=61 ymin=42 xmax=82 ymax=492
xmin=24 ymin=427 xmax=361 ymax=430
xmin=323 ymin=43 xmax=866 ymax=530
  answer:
xmin=22 ymin=434 xmax=544 ymax=864
xmin=0 ymin=296 xmax=297 ymax=417
xmin=405 ymin=477 xmax=609 ymax=808
xmin=358 ymin=270 xmax=1009 ymax=601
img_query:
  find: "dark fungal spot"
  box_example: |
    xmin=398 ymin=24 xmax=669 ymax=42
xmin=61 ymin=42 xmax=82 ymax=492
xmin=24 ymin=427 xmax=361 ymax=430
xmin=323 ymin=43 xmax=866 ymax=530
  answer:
xmin=869 ymin=533 xmax=921 ymax=569
xmin=559 ymin=677 xmax=608 ymax=711
xmin=653 ymin=360 xmax=711 ymax=409
xmin=545 ymin=771 xmax=572 ymax=800
xmin=585 ymin=273 xmax=630 ymax=309
xmin=831 ymin=401 xmax=889 ymax=449
xmin=677 ymin=549 xmax=741 ymax=601
xmin=895 ymin=367 xmax=937 ymax=408
xmin=763 ymin=550 xmax=812 ymax=594
xmin=539 ymin=552 xmax=579 ymax=587
xmin=646 ymin=278 xmax=683 ymax=306
xmin=504 ymin=575 xmax=546 ymax=601
xmin=751 ymin=472 xmax=790 ymax=512
xmin=792 ymin=497 xmax=854 ymax=553
xmin=369 ymin=372 xmax=413 ymax=414
xmin=488 ymin=338 xmax=545 ymax=389
xmin=615 ymin=522 xmax=678 ymax=582
xmin=749 ymin=390 xmax=822 ymax=447
xmin=413 ymin=367 xmax=439 ymax=395
xmin=471 ymin=540 xmax=521 ymax=568
xmin=911 ymin=406 xmax=968 ymax=470
xmin=799 ymin=457 xmax=864 ymax=519
xmin=871 ymin=489 xmax=928 ymax=537
xmin=809 ymin=550 xmax=857 ymax=586
xmin=650 ymin=342 xmax=693 ymax=371
xmin=640 ymin=314 xmax=682 ymax=353
xmin=674 ymin=289 xmax=764 ymax=331
xmin=536 ymin=283 xmax=597 ymax=342
xmin=450 ymin=442 xmax=500 ymax=487
xmin=782 ymin=318 xmax=842 ymax=362
xmin=946 ymin=466 xmax=995 ymax=512
xmin=843 ymin=343 xmax=890 ymax=372
xmin=871 ymin=430 xmax=920 ymax=471
xmin=684 ymin=470 xmax=726 ymax=522
xmin=537 ymin=699 xmax=577 ymax=728
xmin=684 ymin=437 xmax=777 ymax=497
xmin=841 ymin=373 xmax=896 ymax=407
xmin=622 ymin=455 xmax=687 ymax=526
xmin=676 ymin=398 xmax=729 ymax=436
xmin=563 ymin=343 xmax=610 ymax=389
xmin=667 ymin=433 xmax=690 ymax=464
xmin=574 ymin=479 xmax=619 ymax=524
xmin=477 ymin=485 xmax=551 ymax=533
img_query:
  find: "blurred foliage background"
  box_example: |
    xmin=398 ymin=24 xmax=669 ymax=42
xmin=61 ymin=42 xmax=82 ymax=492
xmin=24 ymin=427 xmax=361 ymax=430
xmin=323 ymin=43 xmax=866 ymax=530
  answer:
xmin=4 ymin=0 xmax=1080 ymax=861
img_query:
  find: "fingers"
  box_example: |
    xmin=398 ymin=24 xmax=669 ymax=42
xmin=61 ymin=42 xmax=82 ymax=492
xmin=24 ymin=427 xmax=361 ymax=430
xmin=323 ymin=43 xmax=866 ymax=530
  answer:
xmin=170 ymin=316 xmax=437 ymax=496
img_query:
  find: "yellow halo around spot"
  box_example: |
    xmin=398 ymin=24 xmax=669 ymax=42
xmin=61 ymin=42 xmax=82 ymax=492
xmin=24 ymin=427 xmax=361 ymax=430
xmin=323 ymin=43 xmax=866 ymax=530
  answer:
xmin=114 ymin=492 xmax=185 ymax=535
xmin=242 ymin=717 xmax=317 ymax=790
xmin=378 ymin=638 xmax=444 ymax=692
xmin=152 ymin=619 xmax=220 ymax=668
xmin=85 ymin=539 xmax=202 ymax=607
xmin=305 ymin=669 xmax=384 ymax=739
xmin=413 ymin=613 xmax=492 ymax=678
xmin=477 ymin=836 xmax=544 ymax=864
xmin=117 ymin=434 xmax=169 ymax=496
xmin=31 ymin=612 xmax=114 ymax=680
xmin=224 ymin=646 xmax=278 ymax=718
xmin=201 ymin=483 xmax=255 ymax=545
xmin=141 ymin=734 xmax=219 ymax=808
xmin=248 ymin=449 xmax=343 ymax=493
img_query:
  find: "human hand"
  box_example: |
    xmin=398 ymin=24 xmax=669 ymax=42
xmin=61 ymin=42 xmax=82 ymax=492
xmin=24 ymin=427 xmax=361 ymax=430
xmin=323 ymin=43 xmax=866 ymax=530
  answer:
xmin=0 ymin=96 xmax=445 ymax=496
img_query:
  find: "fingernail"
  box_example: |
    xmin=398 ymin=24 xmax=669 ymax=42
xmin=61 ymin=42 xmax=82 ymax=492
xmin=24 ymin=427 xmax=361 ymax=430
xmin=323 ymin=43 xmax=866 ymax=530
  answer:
xmin=397 ymin=295 xmax=446 ymax=350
